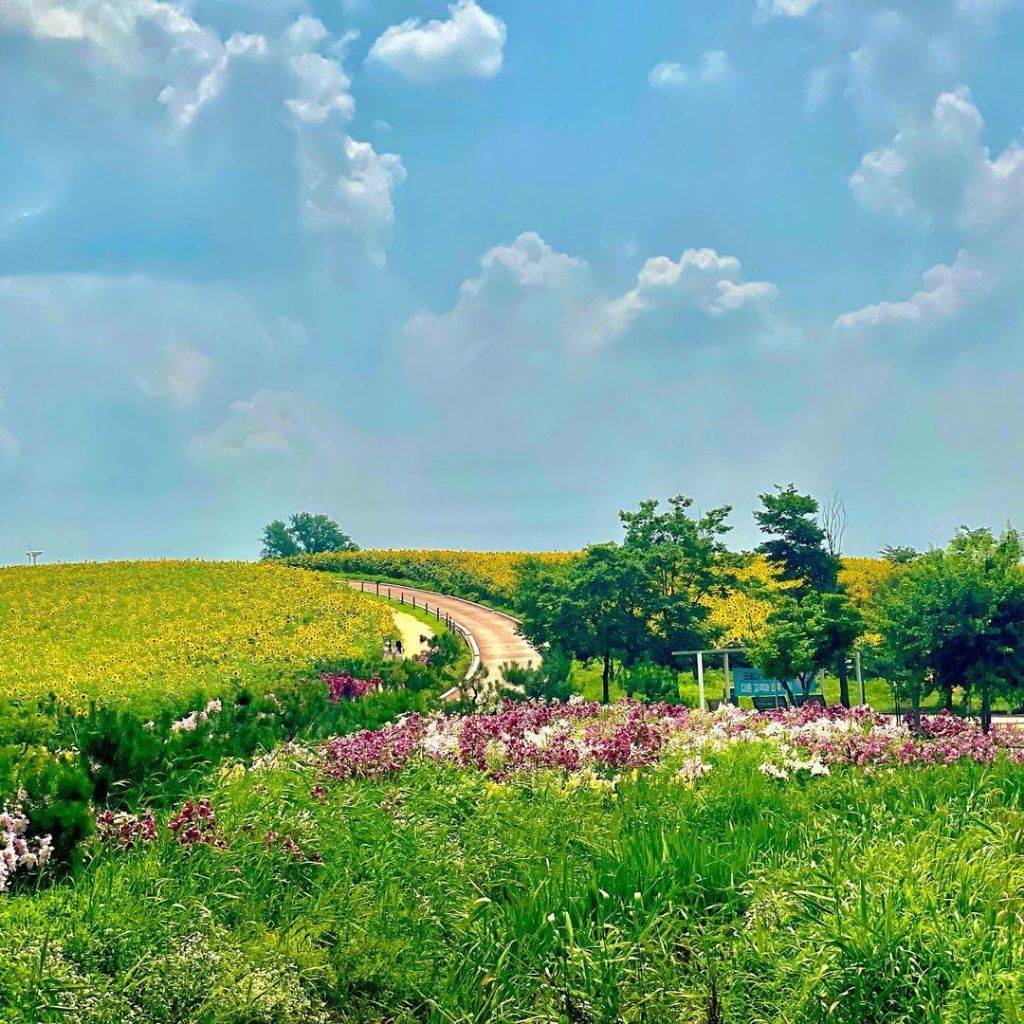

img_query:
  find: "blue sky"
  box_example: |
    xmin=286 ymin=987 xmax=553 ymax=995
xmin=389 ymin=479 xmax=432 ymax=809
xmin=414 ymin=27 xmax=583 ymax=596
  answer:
xmin=2 ymin=0 xmax=1024 ymax=562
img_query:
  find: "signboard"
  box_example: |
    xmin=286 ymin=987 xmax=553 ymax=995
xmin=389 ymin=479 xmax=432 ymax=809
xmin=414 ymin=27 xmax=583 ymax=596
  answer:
xmin=731 ymin=666 xmax=818 ymax=699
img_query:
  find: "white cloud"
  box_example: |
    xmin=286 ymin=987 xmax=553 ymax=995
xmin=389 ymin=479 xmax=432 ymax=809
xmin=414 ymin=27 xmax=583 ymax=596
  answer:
xmin=756 ymin=0 xmax=823 ymax=17
xmin=0 ymin=4 xmax=405 ymax=263
xmin=406 ymin=232 xmax=777 ymax=366
xmin=285 ymin=50 xmax=355 ymax=123
xmin=296 ymin=134 xmax=406 ymax=265
xmin=0 ymin=0 xmax=270 ymax=131
xmin=848 ymin=87 xmax=1000 ymax=225
xmin=190 ymin=389 xmax=340 ymax=462
xmin=763 ymin=2 xmax=1017 ymax=124
xmin=134 ymin=344 xmax=212 ymax=408
xmin=366 ymin=0 xmax=506 ymax=83
xmin=848 ymin=86 xmax=1024 ymax=237
xmin=597 ymin=249 xmax=776 ymax=344
xmin=838 ymin=88 xmax=1024 ymax=332
xmin=648 ymin=50 xmax=732 ymax=89
xmin=834 ymin=251 xmax=986 ymax=329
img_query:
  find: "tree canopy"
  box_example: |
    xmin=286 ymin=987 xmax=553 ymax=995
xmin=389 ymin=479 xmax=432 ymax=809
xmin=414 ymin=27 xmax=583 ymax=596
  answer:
xmin=517 ymin=494 xmax=735 ymax=701
xmin=755 ymin=484 xmax=840 ymax=596
xmin=873 ymin=526 xmax=1024 ymax=730
xmin=260 ymin=513 xmax=359 ymax=559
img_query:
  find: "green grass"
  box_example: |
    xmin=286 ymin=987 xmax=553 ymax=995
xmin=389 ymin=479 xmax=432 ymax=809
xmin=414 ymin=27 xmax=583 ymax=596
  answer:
xmin=3 ymin=749 xmax=1023 ymax=1022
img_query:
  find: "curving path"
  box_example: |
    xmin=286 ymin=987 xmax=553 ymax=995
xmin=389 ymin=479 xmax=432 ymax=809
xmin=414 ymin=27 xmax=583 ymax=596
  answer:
xmin=348 ymin=580 xmax=540 ymax=681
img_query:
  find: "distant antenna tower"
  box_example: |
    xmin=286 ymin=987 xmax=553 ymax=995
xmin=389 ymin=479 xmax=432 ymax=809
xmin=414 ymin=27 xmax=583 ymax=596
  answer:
xmin=26 ymin=544 xmax=42 ymax=566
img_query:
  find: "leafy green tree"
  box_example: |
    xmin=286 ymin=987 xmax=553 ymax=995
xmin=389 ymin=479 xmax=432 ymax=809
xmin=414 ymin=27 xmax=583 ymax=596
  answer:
xmin=288 ymin=513 xmax=358 ymax=554
xmin=518 ymin=494 xmax=736 ymax=701
xmin=755 ymin=485 xmax=863 ymax=703
xmin=874 ymin=526 xmax=1024 ymax=730
xmin=755 ymin=484 xmax=840 ymax=596
xmin=260 ymin=513 xmax=359 ymax=559
xmin=260 ymin=520 xmax=300 ymax=559
xmin=880 ymin=544 xmax=920 ymax=565
xmin=750 ymin=591 xmax=863 ymax=702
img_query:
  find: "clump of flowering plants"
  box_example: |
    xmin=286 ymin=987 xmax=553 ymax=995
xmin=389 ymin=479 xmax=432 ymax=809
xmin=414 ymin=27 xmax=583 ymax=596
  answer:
xmin=316 ymin=700 xmax=1024 ymax=787
xmin=1 ymin=803 xmax=52 ymax=892
xmin=322 ymin=671 xmax=382 ymax=703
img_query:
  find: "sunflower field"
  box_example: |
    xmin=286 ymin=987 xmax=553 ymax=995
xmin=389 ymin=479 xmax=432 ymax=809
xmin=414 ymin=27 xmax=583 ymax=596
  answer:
xmin=288 ymin=548 xmax=578 ymax=607
xmin=0 ymin=561 xmax=395 ymax=711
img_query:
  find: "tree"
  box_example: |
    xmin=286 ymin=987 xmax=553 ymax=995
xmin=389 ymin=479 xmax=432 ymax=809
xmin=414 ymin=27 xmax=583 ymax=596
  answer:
xmin=259 ymin=513 xmax=359 ymax=559
xmin=750 ymin=590 xmax=862 ymax=702
xmin=518 ymin=543 xmax=647 ymax=703
xmin=755 ymin=484 xmax=840 ymax=596
xmin=879 ymin=544 xmax=920 ymax=565
xmin=288 ymin=513 xmax=358 ymax=554
xmin=260 ymin=520 xmax=300 ymax=559
xmin=517 ymin=494 xmax=736 ymax=702
xmin=874 ymin=526 xmax=1024 ymax=731
xmin=755 ymin=485 xmax=860 ymax=702
xmin=618 ymin=493 xmax=736 ymax=664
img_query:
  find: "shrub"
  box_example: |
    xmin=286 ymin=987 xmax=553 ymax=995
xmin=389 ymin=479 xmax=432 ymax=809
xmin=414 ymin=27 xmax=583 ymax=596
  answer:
xmin=502 ymin=650 xmax=578 ymax=702
xmin=622 ymin=661 xmax=684 ymax=703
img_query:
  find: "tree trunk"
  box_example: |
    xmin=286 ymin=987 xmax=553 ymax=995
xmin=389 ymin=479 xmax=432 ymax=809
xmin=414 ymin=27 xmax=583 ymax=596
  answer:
xmin=981 ymin=684 xmax=992 ymax=734
xmin=837 ymin=653 xmax=851 ymax=709
xmin=943 ymin=684 xmax=954 ymax=711
xmin=602 ymin=649 xmax=611 ymax=705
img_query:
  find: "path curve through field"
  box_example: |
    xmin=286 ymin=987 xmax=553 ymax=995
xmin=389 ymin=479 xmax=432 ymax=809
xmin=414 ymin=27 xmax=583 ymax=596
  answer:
xmin=349 ymin=581 xmax=540 ymax=681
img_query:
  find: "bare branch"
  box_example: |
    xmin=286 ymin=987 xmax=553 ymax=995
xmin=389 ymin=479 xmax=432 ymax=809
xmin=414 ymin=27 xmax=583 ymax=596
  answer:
xmin=821 ymin=492 xmax=849 ymax=557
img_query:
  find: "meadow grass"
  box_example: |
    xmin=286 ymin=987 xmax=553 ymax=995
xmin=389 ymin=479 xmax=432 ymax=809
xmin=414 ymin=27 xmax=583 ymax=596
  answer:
xmin=2 ymin=746 xmax=1022 ymax=1022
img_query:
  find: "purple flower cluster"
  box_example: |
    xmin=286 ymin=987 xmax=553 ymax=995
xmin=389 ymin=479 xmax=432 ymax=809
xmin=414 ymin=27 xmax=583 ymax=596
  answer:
xmin=315 ymin=700 xmax=1024 ymax=785
xmin=96 ymin=797 xmax=223 ymax=852
xmin=322 ymin=672 xmax=381 ymax=703
xmin=96 ymin=808 xmax=158 ymax=848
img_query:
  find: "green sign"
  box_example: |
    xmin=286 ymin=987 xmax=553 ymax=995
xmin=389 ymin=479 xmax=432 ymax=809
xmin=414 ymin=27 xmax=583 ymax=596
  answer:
xmin=732 ymin=667 xmax=817 ymax=698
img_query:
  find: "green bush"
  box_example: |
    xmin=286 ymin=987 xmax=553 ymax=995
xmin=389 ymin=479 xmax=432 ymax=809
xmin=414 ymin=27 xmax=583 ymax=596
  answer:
xmin=502 ymin=649 xmax=578 ymax=701
xmin=622 ymin=661 xmax=685 ymax=703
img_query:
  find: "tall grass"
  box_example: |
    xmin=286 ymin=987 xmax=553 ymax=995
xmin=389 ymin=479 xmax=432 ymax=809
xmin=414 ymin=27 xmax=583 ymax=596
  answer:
xmin=3 ymin=747 xmax=1022 ymax=1022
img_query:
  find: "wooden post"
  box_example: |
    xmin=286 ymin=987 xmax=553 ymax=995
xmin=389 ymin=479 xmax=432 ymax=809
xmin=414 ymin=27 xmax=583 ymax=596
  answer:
xmin=723 ymin=652 xmax=731 ymax=702
xmin=375 ymin=582 xmax=380 ymax=596
xmin=855 ymin=650 xmax=865 ymax=706
xmin=388 ymin=587 xmax=392 ymax=599
xmin=360 ymin=581 xmax=365 ymax=591
xmin=697 ymin=651 xmax=705 ymax=711
xmin=412 ymin=596 xmax=416 ymax=609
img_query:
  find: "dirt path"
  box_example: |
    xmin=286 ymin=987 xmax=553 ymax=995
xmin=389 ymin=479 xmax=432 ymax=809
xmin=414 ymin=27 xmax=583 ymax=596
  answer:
xmin=350 ymin=581 xmax=540 ymax=678
xmin=391 ymin=608 xmax=433 ymax=659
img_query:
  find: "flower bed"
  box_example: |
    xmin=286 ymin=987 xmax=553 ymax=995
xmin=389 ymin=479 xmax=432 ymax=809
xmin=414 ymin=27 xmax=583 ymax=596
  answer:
xmin=318 ymin=701 xmax=1024 ymax=784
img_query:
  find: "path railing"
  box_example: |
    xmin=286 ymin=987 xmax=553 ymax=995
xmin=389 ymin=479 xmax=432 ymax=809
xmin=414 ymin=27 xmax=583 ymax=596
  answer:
xmin=355 ymin=580 xmax=481 ymax=690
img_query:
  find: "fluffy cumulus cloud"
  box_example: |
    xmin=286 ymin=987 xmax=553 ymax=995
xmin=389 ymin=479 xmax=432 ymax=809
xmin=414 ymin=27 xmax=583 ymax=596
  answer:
xmin=775 ymin=1 xmax=1018 ymax=122
xmin=0 ymin=2 xmax=404 ymax=266
xmin=134 ymin=344 xmax=213 ymax=408
xmin=834 ymin=251 xmax=986 ymax=329
xmin=648 ymin=51 xmax=732 ymax=89
xmin=837 ymin=87 xmax=1024 ymax=330
xmin=0 ymin=0 xmax=268 ymax=131
xmin=406 ymin=232 xmax=777 ymax=369
xmin=190 ymin=390 xmax=342 ymax=463
xmin=366 ymin=0 xmax=506 ymax=83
